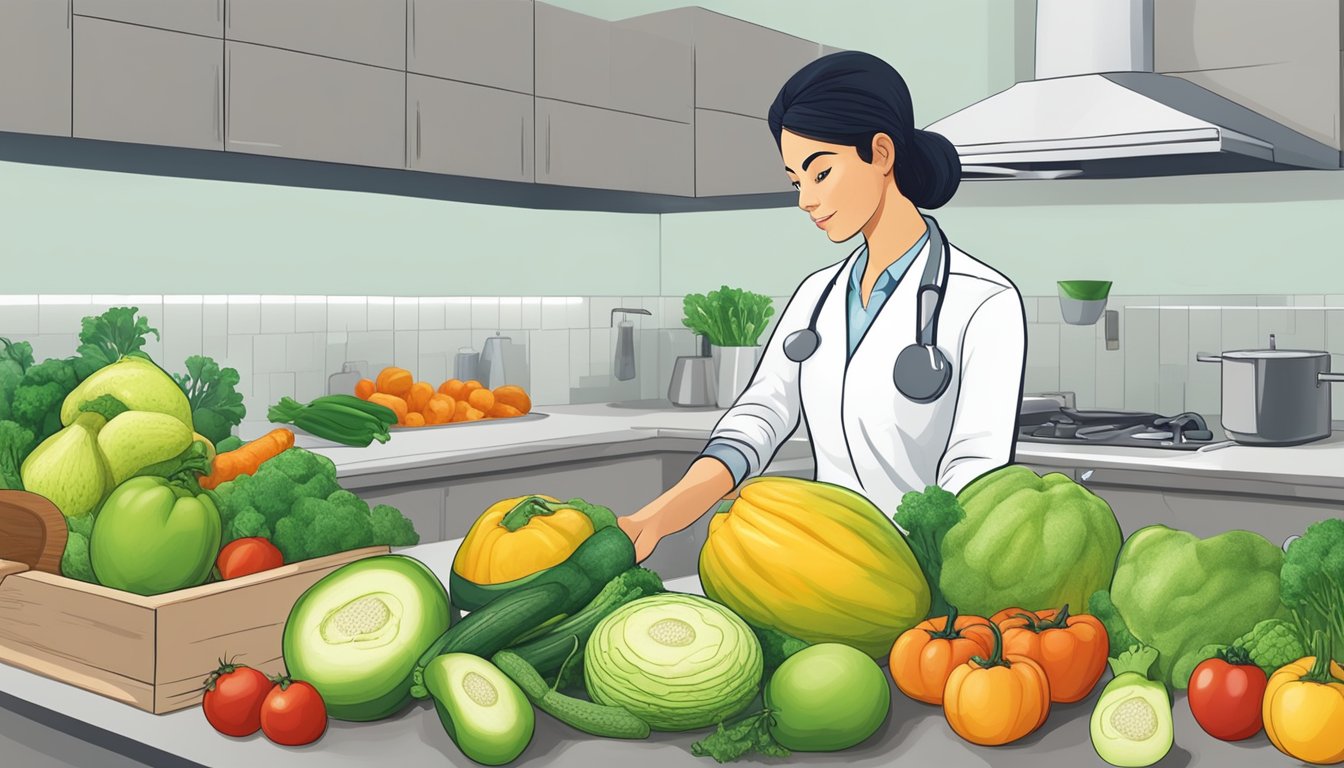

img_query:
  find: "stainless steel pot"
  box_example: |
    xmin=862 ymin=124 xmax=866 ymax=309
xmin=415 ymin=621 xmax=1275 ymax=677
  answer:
xmin=1196 ymin=335 xmax=1344 ymax=445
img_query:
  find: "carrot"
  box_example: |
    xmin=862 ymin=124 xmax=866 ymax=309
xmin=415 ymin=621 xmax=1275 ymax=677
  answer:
xmin=375 ymin=367 xmax=413 ymax=397
xmin=369 ymin=393 xmax=409 ymax=424
xmin=354 ymin=379 xmax=376 ymax=400
xmin=407 ymin=381 xmax=434 ymax=412
xmin=467 ymin=388 xmax=496 ymax=413
xmin=489 ymin=403 xmax=523 ymax=419
xmin=404 ymin=412 xmax=426 ymax=427
xmin=464 ymin=407 xmax=486 ymax=422
xmin=199 ymin=429 xmax=295 ymax=490
xmin=492 ymin=385 xmax=531 ymax=414
xmin=439 ymin=379 xmax=467 ymax=400
xmin=426 ymin=396 xmax=454 ymax=425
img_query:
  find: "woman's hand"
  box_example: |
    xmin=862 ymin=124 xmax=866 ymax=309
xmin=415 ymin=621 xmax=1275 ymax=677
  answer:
xmin=617 ymin=505 xmax=669 ymax=563
xmin=618 ymin=457 xmax=736 ymax=563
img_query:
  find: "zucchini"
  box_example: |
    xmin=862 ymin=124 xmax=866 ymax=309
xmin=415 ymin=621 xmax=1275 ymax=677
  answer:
xmin=509 ymin=567 xmax=664 ymax=681
xmin=410 ymin=581 xmax=568 ymax=699
xmin=450 ymin=525 xmax=636 ymax=614
xmin=493 ymin=650 xmax=651 ymax=740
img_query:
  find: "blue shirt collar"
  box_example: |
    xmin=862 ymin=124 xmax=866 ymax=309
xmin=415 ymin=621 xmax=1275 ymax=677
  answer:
xmin=849 ymin=226 xmax=931 ymax=296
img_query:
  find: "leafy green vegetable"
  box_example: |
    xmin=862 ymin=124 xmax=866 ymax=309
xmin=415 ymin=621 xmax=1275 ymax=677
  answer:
xmin=892 ymin=485 xmax=965 ymax=618
xmin=1088 ymin=589 xmax=1138 ymax=656
xmin=213 ymin=447 xmax=420 ymax=562
xmin=10 ymin=358 xmax=79 ymax=446
xmin=691 ymin=709 xmax=790 ymax=763
xmin=0 ymin=338 xmax=34 ymax=422
xmin=749 ymin=624 xmax=810 ymax=670
xmin=215 ymin=435 xmax=245 ymax=453
xmin=0 ymin=421 xmax=34 ymax=490
xmin=73 ymin=307 xmax=159 ymax=380
xmin=1280 ymin=518 xmax=1344 ymax=664
xmin=1057 ymin=280 xmax=1112 ymax=302
xmin=1110 ymin=525 xmax=1287 ymax=688
xmin=61 ymin=513 xmax=97 ymax=584
xmin=682 ymin=286 xmax=776 ymax=347
xmin=173 ymin=355 xmax=246 ymax=445
xmin=1235 ymin=618 xmax=1305 ymax=677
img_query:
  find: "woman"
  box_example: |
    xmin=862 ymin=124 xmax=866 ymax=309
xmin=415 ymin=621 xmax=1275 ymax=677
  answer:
xmin=620 ymin=51 xmax=1026 ymax=562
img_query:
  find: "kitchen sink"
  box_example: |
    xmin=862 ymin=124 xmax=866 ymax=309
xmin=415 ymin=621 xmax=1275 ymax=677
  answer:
xmin=605 ymin=398 xmax=718 ymax=411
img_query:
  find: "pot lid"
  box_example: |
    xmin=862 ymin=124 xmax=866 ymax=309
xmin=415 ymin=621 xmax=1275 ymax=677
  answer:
xmin=1222 ymin=349 xmax=1327 ymax=359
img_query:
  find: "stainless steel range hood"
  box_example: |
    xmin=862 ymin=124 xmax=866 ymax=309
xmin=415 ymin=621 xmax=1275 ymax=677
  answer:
xmin=924 ymin=0 xmax=1341 ymax=180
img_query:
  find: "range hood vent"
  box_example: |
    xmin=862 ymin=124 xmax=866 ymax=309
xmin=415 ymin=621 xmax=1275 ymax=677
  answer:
xmin=924 ymin=0 xmax=1341 ymax=180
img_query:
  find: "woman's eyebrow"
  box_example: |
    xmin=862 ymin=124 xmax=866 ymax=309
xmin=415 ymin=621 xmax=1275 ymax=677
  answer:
xmin=784 ymin=150 xmax=837 ymax=174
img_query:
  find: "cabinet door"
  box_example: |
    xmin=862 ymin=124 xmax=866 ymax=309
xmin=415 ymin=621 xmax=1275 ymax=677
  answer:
xmin=535 ymin=3 xmax=692 ymax=123
xmin=0 ymin=0 xmax=72 ymax=137
xmin=408 ymin=74 xmax=533 ymax=182
xmin=536 ymin=98 xmax=693 ymax=196
xmin=74 ymin=0 xmax=222 ymax=37
xmin=74 ymin=16 xmax=223 ymax=149
xmin=226 ymin=42 xmax=404 ymax=168
xmin=408 ymin=0 xmax=533 ymax=94
xmin=692 ymin=12 xmax=819 ymax=120
xmin=226 ymin=0 xmax=404 ymax=71
xmin=695 ymin=109 xmax=792 ymax=197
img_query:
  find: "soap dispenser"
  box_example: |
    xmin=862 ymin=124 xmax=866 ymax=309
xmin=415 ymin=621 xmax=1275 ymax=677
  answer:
xmin=611 ymin=307 xmax=652 ymax=381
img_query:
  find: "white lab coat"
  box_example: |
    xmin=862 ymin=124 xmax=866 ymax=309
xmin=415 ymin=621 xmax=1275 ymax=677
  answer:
xmin=706 ymin=234 xmax=1026 ymax=520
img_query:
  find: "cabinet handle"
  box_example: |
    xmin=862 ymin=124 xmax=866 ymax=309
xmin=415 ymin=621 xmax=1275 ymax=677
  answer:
xmin=214 ymin=64 xmax=221 ymax=141
xmin=519 ymin=116 xmax=525 ymax=175
xmin=415 ymin=102 xmax=422 ymax=160
xmin=545 ymin=115 xmax=551 ymax=176
xmin=225 ymin=47 xmax=232 ymax=144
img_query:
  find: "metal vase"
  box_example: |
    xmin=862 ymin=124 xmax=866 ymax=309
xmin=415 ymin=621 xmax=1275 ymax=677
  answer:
xmin=712 ymin=345 xmax=760 ymax=408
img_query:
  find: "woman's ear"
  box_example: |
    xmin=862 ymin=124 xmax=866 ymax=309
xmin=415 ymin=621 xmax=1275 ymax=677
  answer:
xmin=871 ymin=133 xmax=897 ymax=176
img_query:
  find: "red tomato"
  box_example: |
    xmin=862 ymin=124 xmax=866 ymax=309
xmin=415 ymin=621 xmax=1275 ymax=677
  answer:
xmin=260 ymin=678 xmax=328 ymax=747
xmin=1188 ymin=656 xmax=1268 ymax=741
xmin=202 ymin=662 xmax=274 ymax=737
xmin=216 ymin=538 xmax=285 ymax=579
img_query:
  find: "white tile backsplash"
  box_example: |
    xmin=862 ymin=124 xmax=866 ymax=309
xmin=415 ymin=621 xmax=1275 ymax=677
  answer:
xmin=0 ymin=304 xmax=39 ymax=336
xmin=528 ymin=329 xmax=570 ymax=406
xmin=395 ymin=297 xmax=419 ymax=330
xmin=471 ymin=298 xmax=500 ymax=331
xmin=444 ymin=299 xmax=472 ymax=329
xmin=328 ymin=297 xmax=367 ymax=332
xmin=253 ymin=334 xmax=287 ymax=374
xmin=260 ymin=297 xmax=296 ymax=334
xmin=541 ymin=298 xmax=569 ymax=330
xmin=227 ymin=297 xmax=261 ymax=335
xmin=296 ymin=370 xmax=326 ymax=402
xmin=521 ymin=298 xmax=541 ymax=329
xmin=367 ymin=297 xmax=395 ymax=331
xmin=394 ymin=330 xmax=419 ymax=372
xmin=286 ymin=333 xmax=320 ymax=372
xmin=418 ymin=298 xmax=446 ymax=331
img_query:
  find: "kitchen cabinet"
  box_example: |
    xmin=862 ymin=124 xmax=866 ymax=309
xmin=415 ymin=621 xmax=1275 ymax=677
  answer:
xmin=225 ymin=0 xmax=405 ymax=71
xmin=535 ymin=3 xmax=692 ymax=125
xmin=351 ymin=484 xmax=446 ymax=544
xmin=0 ymin=0 xmax=72 ymax=137
xmin=73 ymin=16 xmax=223 ymax=150
xmin=620 ymin=7 xmax=821 ymax=120
xmin=407 ymin=74 xmax=534 ymax=182
xmin=408 ymin=0 xmax=533 ymax=95
xmin=225 ymin=42 xmax=404 ymax=169
xmin=695 ymin=109 xmax=793 ymax=197
xmin=73 ymin=0 xmax=222 ymax=37
xmin=535 ymin=97 xmax=694 ymax=196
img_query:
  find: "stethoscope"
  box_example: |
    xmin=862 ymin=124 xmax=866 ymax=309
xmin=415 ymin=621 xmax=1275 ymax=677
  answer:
xmin=782 ymin=215 xmax=953 ymax=404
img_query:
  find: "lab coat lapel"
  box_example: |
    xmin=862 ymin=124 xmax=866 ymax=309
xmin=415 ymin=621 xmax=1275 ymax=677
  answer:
xmin=849 ymin=238 xmax=933 ymax=370
xmin=800 ymin=246 xmax=862 ymax=484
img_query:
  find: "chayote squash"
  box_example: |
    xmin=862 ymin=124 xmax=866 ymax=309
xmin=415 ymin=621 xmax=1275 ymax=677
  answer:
xmin=940 ymin=465 xmax=1122 ymax=618
xmin=1109 ymin=525 xmax=1287 ymax=689
xmin=698 ymin=476 xmax=929 ymax=658
xmin=90 ymin=474 xmax=222 ymax=595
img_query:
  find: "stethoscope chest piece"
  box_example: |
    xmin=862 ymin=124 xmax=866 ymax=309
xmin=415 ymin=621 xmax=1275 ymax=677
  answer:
xmin=893 ymin=343 xmax=952 ymax=403
xmin=782 ymin=328 xmax=820 ymax=363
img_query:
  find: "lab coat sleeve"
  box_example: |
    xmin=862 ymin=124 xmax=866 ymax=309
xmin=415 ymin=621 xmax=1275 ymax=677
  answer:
xmin=937 ymin=287 xmax=1026 ymax=494
xmin=697 ymin=281 xmax=814 ymax=484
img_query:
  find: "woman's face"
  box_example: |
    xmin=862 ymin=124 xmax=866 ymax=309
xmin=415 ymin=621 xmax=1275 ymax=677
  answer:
xmin=781 ymin=129 xmax=893 ymax=243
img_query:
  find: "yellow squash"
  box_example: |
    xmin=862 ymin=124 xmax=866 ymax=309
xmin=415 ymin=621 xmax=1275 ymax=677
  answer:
xmin=1263 ymin=651 xmax=1344 ymax=765
xmin=698 ymin=476 xmax=930 ymax=658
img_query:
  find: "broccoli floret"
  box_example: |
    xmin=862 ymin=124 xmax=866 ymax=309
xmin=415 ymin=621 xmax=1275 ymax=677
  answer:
xmin=892 ymin=485 xmax=966 ymax=618
xmin=0 ymin=420 xmax=35 ymax=490
xmin=0 ymin=338 xmax=34 ymax=423
xmin=263 ymin=449 xmax=341 ymax=497
xmin=371 ymin=504 xmax=420 ymax=548
xmin=1232 ymin=618 xmax=1305 ymax=677
xmin=61 ymin=531 xmax=97 ymax=583
xmin=273 ymin=495 xmax=375 ymax=563
xmin=225 ymin=509 xmax=271 ymax=544
xmin=11 ymin=358 xmax=79 ymax=444
xmin=64 ymin=512 xmax=94 ymax=540
xmin=213 ymin=449 xmax=338 ymax=529
xmin=1281 ymin=518 xmax=1344 ymax=663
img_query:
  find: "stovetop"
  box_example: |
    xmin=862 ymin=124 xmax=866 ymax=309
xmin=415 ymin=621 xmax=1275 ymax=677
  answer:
xmin=1017 ymin=408 xmax=1221 ymax=450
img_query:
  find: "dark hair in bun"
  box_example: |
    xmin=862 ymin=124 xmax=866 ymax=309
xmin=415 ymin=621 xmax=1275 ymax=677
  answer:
xmin=767 ymin=51 xmax=961 ymax=209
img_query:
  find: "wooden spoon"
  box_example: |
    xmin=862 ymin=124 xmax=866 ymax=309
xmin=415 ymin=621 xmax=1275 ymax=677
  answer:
xmin=0 ymin=490 xmax=68 ymax=574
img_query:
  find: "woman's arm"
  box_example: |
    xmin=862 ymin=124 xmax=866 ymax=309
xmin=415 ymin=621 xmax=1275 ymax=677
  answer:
xmin=618 ymin=457 xmax=735 ymax=562
xmin=936 ymin=287 xmax=1027 ymax=494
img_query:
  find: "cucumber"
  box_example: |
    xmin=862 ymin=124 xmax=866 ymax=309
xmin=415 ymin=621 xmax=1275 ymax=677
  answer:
xmin=509 ymin=567 xmax=664 ymax=681
xmin=311 ymin=395 xmax=398 ymax=426
xmin=449 ymin=525 xmax=636 ymax=614
xmin=493 ymin=650 xmax=650 ymax=740
xmin=410 ymin=581 xmax=569 ymax=700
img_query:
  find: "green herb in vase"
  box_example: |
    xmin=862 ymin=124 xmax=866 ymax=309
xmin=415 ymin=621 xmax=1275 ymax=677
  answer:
xmin=682 ymin=286 xmax=776 ymax=347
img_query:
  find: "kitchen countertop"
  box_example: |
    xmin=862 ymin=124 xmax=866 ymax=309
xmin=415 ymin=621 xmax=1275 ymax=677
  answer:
xmin=242 ymin=401 xmax=1344 ymax=492
xmin=0 ymin=537 xmax=1285 ymax=768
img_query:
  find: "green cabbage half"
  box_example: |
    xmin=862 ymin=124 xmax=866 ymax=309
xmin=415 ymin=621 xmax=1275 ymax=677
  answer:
xmin=584 ymin=593 xmax=762 ymax=732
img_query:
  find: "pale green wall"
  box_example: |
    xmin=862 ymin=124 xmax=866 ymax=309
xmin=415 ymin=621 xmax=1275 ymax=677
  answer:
xmin=0 ymin=160 xmax=659 ymax=295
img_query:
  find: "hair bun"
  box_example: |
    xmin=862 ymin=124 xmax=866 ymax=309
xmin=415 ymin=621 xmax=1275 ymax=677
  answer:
xmin=900 ymin=130 xmax=962 ymax=209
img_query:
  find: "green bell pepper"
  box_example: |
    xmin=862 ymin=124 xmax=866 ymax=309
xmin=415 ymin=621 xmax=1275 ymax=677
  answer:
xmin=90 ymin=474 xmax=222 ymax=595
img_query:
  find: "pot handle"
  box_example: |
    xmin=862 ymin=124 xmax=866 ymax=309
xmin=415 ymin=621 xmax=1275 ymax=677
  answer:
xmin=1318 ymin=372 xmax=1344 ymax=383
xmin=1195 ymin=353 xmax=1223 ymax=363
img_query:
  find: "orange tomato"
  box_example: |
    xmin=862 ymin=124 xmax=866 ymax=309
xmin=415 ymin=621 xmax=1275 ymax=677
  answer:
xmin=439 ymin=379 xmax=467 ymax=400
xmin=464 ymin=407 xmax=486 ymax=421
xmin=375 ymin=367 xmax=413 ymax=397
xmin=889 ymin=609 xmax=995 ymax=705
xmin=407 ymin=381 xmax=434 ymax=413
xmin=489 ymin=404 xmax=523 ymax=419
xmin=997 ymin=606 xmax=1109 ymax=703
xmin=404 ymin=412 xmax=426 ymax=427
xmin=943 ymin=622 xmax=1051 ymax=746
xmin=425 ymin=396 xmax=454 ymax=425
xmin=353 ymin=379 xmax=375 ymax=400
xmin=467 ymin=388 xmax=496 ymax=413
xmin=1263 ymin=653 xmax=1344 ymax=765
xmin=368 ymin=393 xmax=408 ymax=425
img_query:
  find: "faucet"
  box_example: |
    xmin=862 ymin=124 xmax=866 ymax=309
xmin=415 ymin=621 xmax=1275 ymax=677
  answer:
xmin=611 ymin=308 xmax=652 ymax=381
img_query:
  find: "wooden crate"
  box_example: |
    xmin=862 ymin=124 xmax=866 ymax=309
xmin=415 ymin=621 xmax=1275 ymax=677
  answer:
xmin=0 ymin=545 xmax=390 ymax=714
